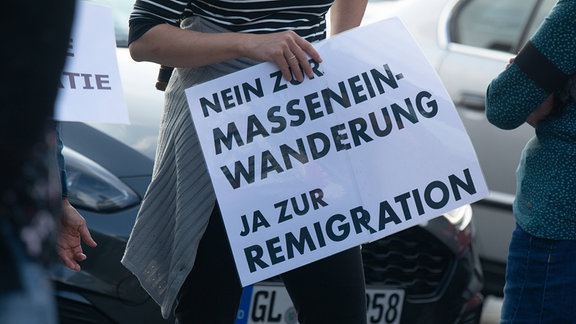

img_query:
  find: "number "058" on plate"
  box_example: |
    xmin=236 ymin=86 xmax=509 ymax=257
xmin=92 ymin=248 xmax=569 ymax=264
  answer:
xmin=366 ymin=288 xmax=404 ymax=324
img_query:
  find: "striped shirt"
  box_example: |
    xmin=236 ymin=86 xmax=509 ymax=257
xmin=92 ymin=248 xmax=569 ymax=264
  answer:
xmin=129 ymin=0 xmax=334 ymax=44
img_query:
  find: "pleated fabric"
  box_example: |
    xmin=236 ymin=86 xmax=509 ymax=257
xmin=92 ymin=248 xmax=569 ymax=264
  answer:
xmin=121 ymin=16 xmax=258 ymax=319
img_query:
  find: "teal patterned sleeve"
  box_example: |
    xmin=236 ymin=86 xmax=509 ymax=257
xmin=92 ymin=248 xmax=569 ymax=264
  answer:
xmin=486 ymin=0 xmax=576 ymax=130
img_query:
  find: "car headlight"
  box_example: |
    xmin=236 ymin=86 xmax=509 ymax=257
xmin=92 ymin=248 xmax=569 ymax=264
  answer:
xmin=63 ymin=147 xmax=140 ymax=212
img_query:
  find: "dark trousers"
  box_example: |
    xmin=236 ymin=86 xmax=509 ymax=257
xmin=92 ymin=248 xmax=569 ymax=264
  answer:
xmin=174 ymin=204 xmax=367 ymax=324
xmin=500 ymin=224 xmax=576 ymax=323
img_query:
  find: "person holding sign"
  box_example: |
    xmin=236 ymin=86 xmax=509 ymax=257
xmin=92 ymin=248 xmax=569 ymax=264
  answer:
xmin=485 ymin=0 xmax=576 ymax=322
xmin=121 ymin=0 xmax=369 ymax=323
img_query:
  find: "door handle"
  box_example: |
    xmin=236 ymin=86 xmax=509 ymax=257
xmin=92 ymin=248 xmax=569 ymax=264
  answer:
xmin=457 ymin=92 xmax=486 ymax=111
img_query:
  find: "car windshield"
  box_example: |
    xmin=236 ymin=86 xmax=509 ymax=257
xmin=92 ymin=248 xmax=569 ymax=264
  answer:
xmin=84 ymin=0 xmax=131 ymax=47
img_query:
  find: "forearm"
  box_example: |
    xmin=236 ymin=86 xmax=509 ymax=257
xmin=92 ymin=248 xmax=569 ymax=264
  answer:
xmin=129 ymin=23 xmax=252 ymax=68
xmin=330 ymin=0 xmax=368 ymax=35
xmin=129 ymin=23 xmax=322 ymax=82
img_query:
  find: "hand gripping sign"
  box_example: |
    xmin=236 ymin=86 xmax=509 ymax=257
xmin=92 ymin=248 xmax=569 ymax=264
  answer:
xmin=55 ymin=1 xmax=129 ymax=124
xmin=185 ymin=17 xmax=488 ymax=286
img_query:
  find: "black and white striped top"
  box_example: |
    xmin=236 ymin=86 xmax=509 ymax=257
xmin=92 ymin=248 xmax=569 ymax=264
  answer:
xmin=129 ymin=0 xmax=334 ymax=44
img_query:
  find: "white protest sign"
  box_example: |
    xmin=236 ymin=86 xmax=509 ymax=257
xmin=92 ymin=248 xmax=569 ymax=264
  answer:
xmin=55 ymin=1 xmax=129 ymax=124
xmin=185 ymin=17 xmax=488 ymax=286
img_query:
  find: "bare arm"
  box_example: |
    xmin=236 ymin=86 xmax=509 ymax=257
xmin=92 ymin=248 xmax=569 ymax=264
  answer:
xmin=57 ymin=198 xmax=97 ymax=271
xmin=330 ymin=0 xmax=368 ymax=35
xmin=129 ymin=23 xmax=322 ymax=81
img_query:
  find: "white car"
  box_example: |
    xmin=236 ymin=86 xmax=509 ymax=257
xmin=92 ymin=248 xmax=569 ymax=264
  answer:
xmin=363 ymin=0 xmax=558 ymax=296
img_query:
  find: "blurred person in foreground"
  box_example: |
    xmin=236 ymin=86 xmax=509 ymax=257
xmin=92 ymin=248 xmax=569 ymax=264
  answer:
xmin=0 ymin=0 xmax=97 ymax=323
xmin=121 ymin=0 xmax=369 ymax=323
xmin=485 ymin=0 xmax=576 ymax=322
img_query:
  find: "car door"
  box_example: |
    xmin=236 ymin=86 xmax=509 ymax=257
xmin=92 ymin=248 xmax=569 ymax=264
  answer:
xmin=434 ymin=0 xmax=557 ymax=266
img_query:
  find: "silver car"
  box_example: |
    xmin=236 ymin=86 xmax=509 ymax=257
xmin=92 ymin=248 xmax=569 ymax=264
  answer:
xmin=364 ymin=0 xmax=558 ymax=296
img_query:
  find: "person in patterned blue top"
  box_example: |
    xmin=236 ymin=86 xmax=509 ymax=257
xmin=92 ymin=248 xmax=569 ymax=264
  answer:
xmin=486 ymin=0 xmax=576 ymax=322
xmin=121 ymin=0 xmax=369 ymax=323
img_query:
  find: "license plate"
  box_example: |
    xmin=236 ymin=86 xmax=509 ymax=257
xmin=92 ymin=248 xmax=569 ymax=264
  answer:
xmin=235 ymin=283 xmax=404 ymax=324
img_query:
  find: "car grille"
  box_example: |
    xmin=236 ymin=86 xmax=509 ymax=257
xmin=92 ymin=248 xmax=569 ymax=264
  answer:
xmin=362 ymin=226 xmax=454 ymax=300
